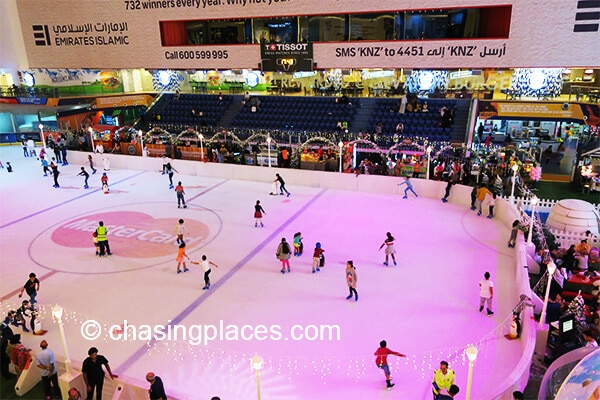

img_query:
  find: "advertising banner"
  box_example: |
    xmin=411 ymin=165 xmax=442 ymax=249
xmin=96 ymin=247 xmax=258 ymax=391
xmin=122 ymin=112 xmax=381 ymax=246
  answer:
xmin=477 ymin=101 xmax=597 ymax=122
xmin=13 ymin=0 xmax=600 ymax=69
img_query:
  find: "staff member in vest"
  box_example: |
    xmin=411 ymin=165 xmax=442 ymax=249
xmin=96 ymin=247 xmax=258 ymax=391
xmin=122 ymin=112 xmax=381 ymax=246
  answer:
xmin=95 ymin=221 xmax=112 ymax=257
xmin=432 ymin=361 xmax=456 ymax=399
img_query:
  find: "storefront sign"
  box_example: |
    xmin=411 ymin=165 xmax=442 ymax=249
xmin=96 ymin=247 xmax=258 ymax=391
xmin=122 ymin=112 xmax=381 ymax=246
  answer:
xmin=17 ymin=97 xmax=47 ymax=105
xmin=478 ymin=101 xmax=590 ymax=121
xmin=94 ymin=94 xmax=153 ymax=107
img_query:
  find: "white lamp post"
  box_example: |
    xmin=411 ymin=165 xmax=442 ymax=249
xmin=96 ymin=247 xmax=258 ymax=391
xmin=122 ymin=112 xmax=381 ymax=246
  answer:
xmin=338 ymin=141 xmax=344 ymax=173
xmin=138 ymin=130 xmax=145 ymax=157
xmin=38 ymin=124 xmax=47 ymax=151
xmin=250 ymin=354 xmax=264 ymax=400
xmin=51 ymin=304 xmax=72 ymax=375
xmin=88 ymin=127 xmax=95 ymax=152
xmin=267 ymin=136 xmax=272 ymax=168
xmin=527 ymin=196 xmax=539 ymax=245
xmin=539 ymin=261 xmax=557 ymax=327
xmin=509 ymin=164 xmax=519 ymax=204
xmin=426 ymin=146 xmax=432 ymax=180
xmin=199 ymin=133 xmax=204 ymax=161
xmin=465 ymin=344 xmax=478 ymax=400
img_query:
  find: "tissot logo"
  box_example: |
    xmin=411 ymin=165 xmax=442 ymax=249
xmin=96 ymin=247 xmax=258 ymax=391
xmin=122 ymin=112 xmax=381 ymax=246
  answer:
xmin=32 ymin=25 xmax=51 ymax=46
xmin=574 ymin=0 xmax=600 ymax=32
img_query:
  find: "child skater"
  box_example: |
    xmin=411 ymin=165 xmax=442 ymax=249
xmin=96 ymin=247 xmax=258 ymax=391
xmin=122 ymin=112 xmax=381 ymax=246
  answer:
xmin=254 ymin=200 xmax=266 ymax=227
xmin=165 ymin=162 xmax=178 ymax=189
xmin=397 ymin=176 xmax=418 ymax=199
xmin=200 ymin=255 xmax=219 ymax=290
xmin=379 ymin=232 xmax=397 ymax=266
xmin=78 ymin=167 xmax=90 ymax=189
xmin=312 ymin=242 xmax=324 ymax=273
xmin=41 ymin=157 xmax=50 ymax=177
xmin=508 ymin=220 xmax=520 ymax=248
xmin=374 ymin=340 xmax=407 ymax=390
xmin=487 ymin=193 xmax=497 ymax=219
xmin=345 ymin=261 xmax=358 ymax=301
xmin=101 ymin=172 xmax=109 ymax=193
xmin=276 ymin=238 xmax=292 ymax=274
xmin=174 ymin=219 xmax=188 ymax=245
xmin=92 ymin=232 xmax=100 ymax=256
xmin=293 ymin=232 xmax=304 ymax=256
xmin=88 ymin=154 xmax=97 ymax=174
xmin=176 ymin=242 xmax=190 ymax=274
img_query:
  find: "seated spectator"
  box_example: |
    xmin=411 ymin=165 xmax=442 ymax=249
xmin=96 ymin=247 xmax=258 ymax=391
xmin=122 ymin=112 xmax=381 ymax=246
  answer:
xmin=546 ymin=293 xmax=564 ymax=324
xmin=111 ymin=142 xmax=121 ymax=154
xmin=395 ymin=123 xmax=404 ymax=134
xmin=68 ymin=387 xmax=82 ymax=400
xmin=337 ymin=95 xmax=349 ymax=105
xmin=9 ymin=335 xmax=31 ymax=377
xmin=576 ymin=239 xmax=591 ymax=256
xmin=575 ymin=253 xmax=589 ymax=274
xmin=375 ymin=123 xmax=383 ymax=135
xmin=560 ymin=245 xmax=577 ymax=275
xmin=589 ymin=248 xmax=600 ymax=272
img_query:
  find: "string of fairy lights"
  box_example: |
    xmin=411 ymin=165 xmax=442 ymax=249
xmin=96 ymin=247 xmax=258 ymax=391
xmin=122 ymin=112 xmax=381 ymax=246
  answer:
xmin=0 ymin=301 xmax=516 ymax=385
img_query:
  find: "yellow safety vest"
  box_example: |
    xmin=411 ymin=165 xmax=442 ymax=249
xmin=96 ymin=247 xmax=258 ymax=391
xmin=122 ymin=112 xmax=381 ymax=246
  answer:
xmin=433 ymin=369 xmax=455 ymax=394
xmin=96 ymin=226 xmax=108 ymax=241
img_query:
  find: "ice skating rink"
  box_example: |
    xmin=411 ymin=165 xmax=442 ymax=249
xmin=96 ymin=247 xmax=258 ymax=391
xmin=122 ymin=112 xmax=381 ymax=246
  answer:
xmin=0 ymin=146 xmax=524 ymax=399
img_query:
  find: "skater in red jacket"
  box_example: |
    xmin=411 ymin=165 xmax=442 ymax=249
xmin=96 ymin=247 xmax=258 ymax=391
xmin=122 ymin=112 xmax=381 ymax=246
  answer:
xmin=374 ymin=340 xmax=406 ymax=390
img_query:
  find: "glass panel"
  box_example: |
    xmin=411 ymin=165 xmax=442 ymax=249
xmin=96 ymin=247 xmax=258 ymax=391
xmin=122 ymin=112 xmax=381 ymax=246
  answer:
xmin=207 ymin=19 xmax=246 ymax=44
xmin=308 ymin=15 xmax=346 ymax=42
xmin=254 ymin=17 xmax=297 ymax=43
xmin=349 ymin=13 xmax=395 ymax=41
xmin=405 ymin=10 xmax=451 ymax=39
xmin=186 ymin=21 xmax=206 ymax=45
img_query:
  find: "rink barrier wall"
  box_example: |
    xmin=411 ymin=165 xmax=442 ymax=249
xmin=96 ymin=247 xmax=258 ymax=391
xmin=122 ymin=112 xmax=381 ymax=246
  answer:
xmin=70 ymin=151 xmax=535 ymax=399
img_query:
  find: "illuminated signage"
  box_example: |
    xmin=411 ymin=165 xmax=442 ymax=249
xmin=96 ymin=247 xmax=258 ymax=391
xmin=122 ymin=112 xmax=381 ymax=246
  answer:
xmin=261 ymin=43 xmax=313 ymax=73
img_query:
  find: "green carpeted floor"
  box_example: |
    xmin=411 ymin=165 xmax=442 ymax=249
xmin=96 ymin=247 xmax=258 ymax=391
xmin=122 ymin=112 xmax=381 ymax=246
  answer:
xmin=0 ymin=375 xmax=47 ymax=400
xmin=533 ymin=180 xmax=600 ymax=203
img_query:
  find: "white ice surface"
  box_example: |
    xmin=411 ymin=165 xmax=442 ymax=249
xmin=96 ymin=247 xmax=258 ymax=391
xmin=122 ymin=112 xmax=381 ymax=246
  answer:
xmin=0 ymin=146 xmax=524 ymax=399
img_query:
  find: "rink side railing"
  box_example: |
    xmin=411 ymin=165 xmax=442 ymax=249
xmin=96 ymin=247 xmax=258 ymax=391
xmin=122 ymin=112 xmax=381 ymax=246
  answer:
xmin=62 ymin=151 xmax=536 ymax=399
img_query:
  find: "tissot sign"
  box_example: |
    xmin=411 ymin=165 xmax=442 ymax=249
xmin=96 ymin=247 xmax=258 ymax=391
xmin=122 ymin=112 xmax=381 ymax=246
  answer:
xmin=261 ymin=43 xmax=313 ymax=72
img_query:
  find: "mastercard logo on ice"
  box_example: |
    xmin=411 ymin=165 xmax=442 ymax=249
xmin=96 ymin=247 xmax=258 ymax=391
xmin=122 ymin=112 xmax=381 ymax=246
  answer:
xmin=51 ymin=211 xmax=211 ymax=259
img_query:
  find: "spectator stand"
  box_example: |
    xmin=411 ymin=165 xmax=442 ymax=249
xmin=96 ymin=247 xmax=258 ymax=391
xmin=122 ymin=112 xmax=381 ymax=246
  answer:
xmin=293 ymin=136 xmax=340 ymax=171
xmin=242 ymin=132 xmax=280 ymax=166
xmin=175 ymin=128 xmax=206 ymax=161
xmin=144 ymin=127 xmax=175 ymax=158
xmin=114 ymin=126 xmax=139 ymax=143
xmin=386 ymin=140 xmax=428 ymax=177
xmin=336 ymin=138 xmax=388 ymax=175
xmin=205 ymin=129 xmax=245 ymax=163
